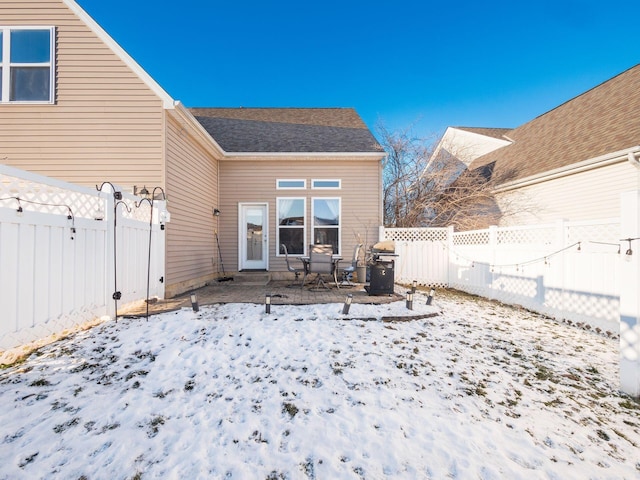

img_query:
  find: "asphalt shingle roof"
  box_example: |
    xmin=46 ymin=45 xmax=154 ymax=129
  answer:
xmin=469 ymin=64 xmax=640 ymax=181
xmin=189 ymin=108 xmax=383 ymax=153
xmin=454 ymin=127 xmax=514 ymax=140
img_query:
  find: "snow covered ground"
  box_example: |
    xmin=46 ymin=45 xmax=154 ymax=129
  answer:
xmin=1 ymin=289 xmax=639 ymax=479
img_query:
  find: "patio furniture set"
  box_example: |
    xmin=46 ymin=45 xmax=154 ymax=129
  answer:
xmin=282 ymin=243 xmax=361 ymax=291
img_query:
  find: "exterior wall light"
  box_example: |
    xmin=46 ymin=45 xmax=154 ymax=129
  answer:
xmin=213 ymin=208 xmax=221 ymax=216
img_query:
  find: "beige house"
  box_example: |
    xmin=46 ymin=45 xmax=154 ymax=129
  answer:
xmin=0 ymin=0 xmax=385 ymax=297
xmin=430 ymin=64 xmax=640 ymax=227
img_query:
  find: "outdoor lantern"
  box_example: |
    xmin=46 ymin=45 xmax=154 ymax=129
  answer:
xmin=213 ymin=208 xmax=221 ymax=216
xmin=426 ymin=288 xmax=435 ymax=305
xmin=265 ymin=294 xmax=271 ymax=314
xmin=190 ymin=293 xmax=199 ymax=312
xmin=406 ymin=291 xmax=413 ymax=310
xmin=94 ymin=206 xmax=105 ymax=221
xmin=412 ymin=280 xmax=417 ymax=294
xmin=342 ymin=294 xmax=353 ymax=315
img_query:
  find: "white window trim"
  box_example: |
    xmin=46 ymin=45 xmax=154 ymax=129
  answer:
xmin=276 ymin=179 xmax=306 ymax=190
xmin=311 ymin=179 xmax=341 ymax=189
xmin=276 ymin=197 xmax=307 ymax=257
xmin=0 ymin=26 xmax=55 ymax=104
xmin=311 ymin=197 xmax=341 ymax=255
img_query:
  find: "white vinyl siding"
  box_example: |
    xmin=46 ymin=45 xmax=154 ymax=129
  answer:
xmin=218 ymin=157 xmax=382 ymax=273
xmin=165 ymin=113 xmax=219 ymax=295
xmin=497 ymin=162 xmax=640 ymax=225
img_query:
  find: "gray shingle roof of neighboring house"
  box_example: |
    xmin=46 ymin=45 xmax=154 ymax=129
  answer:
xmin=469 ymin=64 xmax=640 ymax=182
xmin=189 ymin=108 xmax=383 ymax=153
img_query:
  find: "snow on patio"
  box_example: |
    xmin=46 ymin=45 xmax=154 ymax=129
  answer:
xmin=0 ymin=290 xmax=639 ymax=479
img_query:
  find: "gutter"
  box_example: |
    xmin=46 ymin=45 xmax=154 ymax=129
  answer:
xmin=221 ymin=152 xmax=386 ymax=161
xmin=494 ymin=146 xmax=640 ymax=193
xmin=168 ymin=102 xmax=226 ymax=159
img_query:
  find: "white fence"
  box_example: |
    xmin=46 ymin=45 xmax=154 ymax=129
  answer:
xmin=383 ymin=218 xmax=622 ymax=333
xmin=0 ymin=165 xmax=166 ymax=350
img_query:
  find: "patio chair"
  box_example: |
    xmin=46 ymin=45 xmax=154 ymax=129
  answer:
xmin=302 ymin=244 xmax=335 ymax=290
xmin=282 ymin=244 xmax=304 ymax=287
xmin=339 ymin=243 xmax=362 ymax=287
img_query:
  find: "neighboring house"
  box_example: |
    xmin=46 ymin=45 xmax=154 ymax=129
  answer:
xmin=0 ymin=0 xmax=384 ymax=297
xmin=431 ymin=64 xmax=640 ymax=227
xmin=429 ymin=126 xmax=512 ymax=173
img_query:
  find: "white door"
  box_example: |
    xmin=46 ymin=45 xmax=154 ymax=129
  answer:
xmin=239 ymin=203 xmax=268 ymax=270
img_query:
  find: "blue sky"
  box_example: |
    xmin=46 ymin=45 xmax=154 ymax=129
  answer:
xmin=77 ymin=0 xmax=639 ymax=140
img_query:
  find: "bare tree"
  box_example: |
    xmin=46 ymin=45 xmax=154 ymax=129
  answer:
xmin=379 ymin=123 xmax=434 ymax=228
xmin=379 ymin=123 xmax=526 ymax=230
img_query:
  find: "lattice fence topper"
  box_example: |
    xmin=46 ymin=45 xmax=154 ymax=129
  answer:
xmin=453 ymin=229 xmax=490 ymax=245
xmin=568 ymin=220 xmax=620 ymax=248
xmin=116 ymin=195 xmax=155 ymax=223
xmin=497 ymin=225 xmax=556 ymax=245
xmin=1 ymin=172 xmax=103 ymax=220
xmin=385 ymin=227 xmax=448 ymax=242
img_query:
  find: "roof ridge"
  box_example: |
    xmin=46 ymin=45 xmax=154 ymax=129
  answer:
xmin=528 ymin=63 xmax=640 ymax=122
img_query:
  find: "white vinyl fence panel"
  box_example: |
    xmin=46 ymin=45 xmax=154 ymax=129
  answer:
xmin=382 ymin=218 xmax=622 ymax=333
xmin=383 ymin=227 xmax=449 ymax=287
xmin=0 ymin=165 xmax=166 ymax=350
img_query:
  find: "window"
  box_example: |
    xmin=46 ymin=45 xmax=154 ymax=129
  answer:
xmin=312 ymin=179 xmax=341 ymax=189
xmin=277 ymin=198 xmax=306 ymax=255
xmin=312 ymin=198 xmax=340 ymax=254
xmin=276 ymin=179 xmax=306 ymax=190
xmin=0 ymin=27 xmax=55 ymax=103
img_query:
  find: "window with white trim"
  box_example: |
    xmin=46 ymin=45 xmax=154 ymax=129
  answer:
xmin=312 ymin=197 xmax=340 ymax=254
xmin=312 ymin=179 xmax=341 ymax=189
xmin=276 ymin=179 xmax=306 ymax=190
xmin=0 ymin=27 xmax=55 ymax=103
xmin=277 ymin=197 xmax=306 ymax=255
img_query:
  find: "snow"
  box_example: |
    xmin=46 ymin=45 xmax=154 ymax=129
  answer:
xmin=1 ymin=289 xmax=639 ymax=479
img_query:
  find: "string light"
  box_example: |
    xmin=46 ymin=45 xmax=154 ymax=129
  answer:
xmin=1 ymin=196 xmax=76 ymax=239
xmin=621 ymin=238 xmax=638 ymax=258
xmin=441 ymin=239 xmax=587 ymax=273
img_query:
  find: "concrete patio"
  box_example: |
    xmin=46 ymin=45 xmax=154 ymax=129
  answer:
xmin=120 ymin=279 xmax=406 ymax=317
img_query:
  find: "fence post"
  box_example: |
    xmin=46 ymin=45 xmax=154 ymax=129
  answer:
xmin=555 ymin=219 xmax=567 ymax=315
xmin=446 ymin=225 xmax=454 ymax=287
xmin=620 ymin=190 xmax=640 ymax=398
xmin=488 ymin=225 xmax=497 ymax=299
